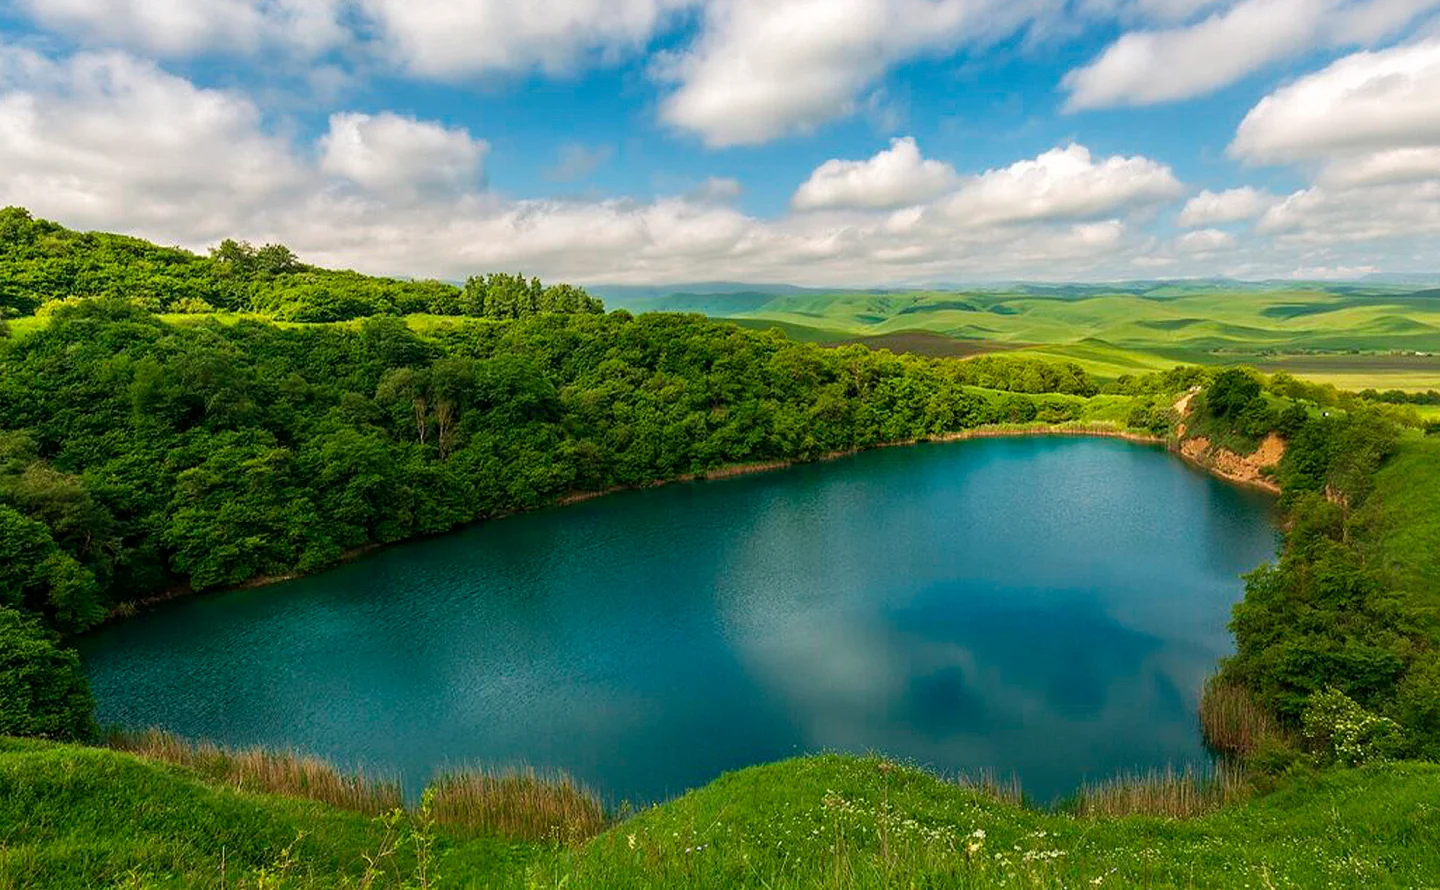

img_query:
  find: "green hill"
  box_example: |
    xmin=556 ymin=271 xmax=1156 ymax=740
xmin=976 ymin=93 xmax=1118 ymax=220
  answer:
xmin=668 ymin=286 xmax=1440 ymax=390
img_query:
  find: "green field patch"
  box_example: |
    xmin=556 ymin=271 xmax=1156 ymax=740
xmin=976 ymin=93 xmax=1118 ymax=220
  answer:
xmin=1260 ymin=303 xmax=1345 ymax=320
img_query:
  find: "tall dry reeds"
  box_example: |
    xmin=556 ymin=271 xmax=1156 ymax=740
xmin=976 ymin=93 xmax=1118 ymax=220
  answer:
xmin=1200 ymin=676 xmax=1280 ymax=756
xmin=427 ymin=766 xmax=610 ymax=844
xmin=954 ymin=768 xmax=1025 ymax=808
xmin=106 ymin=728 xmax=403 ymax=815
xmin=1073 ymin=764 xmax=1248 ymax=819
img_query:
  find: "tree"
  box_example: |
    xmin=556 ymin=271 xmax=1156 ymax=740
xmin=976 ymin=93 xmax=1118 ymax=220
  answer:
xmin=1207 ymin=369 xmax=1262 ymax=418
xmin=0 ymin=607 xmax=97 ymax=741
xmin=0 ymin=505 xmax=104 ymax=633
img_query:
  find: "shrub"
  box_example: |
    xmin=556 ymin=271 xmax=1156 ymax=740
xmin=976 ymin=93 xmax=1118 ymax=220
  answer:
xmin=0 ymin=607 xmax=97 ymax=741
xmin=1301 ymin=688 xmax=1405 ymax=766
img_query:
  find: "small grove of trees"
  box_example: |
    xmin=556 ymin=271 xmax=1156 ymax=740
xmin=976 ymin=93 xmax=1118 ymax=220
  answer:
xmin=460 ymin=274 xmax=605 ymax=320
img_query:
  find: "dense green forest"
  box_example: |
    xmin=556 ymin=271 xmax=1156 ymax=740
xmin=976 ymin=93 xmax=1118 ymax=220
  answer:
xmin=0 ymin=207 xmax=601 ymax=322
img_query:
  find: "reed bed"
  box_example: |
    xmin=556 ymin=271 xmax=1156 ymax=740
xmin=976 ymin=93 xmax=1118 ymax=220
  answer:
xmin=1200 ymin=675 xmax=1280 ymax=756
xmin=428 ymin=766 xmax=610 ymax=844
xmin=953 ymin=768 xmax=1025 ymax=807
xmin=106 ymin=728 xmax=403 ymax=816
xmin=1073 ymin=764 xmax=1249 ymax=819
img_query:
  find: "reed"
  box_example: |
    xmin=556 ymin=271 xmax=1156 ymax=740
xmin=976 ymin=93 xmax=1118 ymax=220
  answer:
xmin=953 ymin=768 xmax=1025 ymax=808
xmin=1073 ymin=764 xmax=1248 ymax=819
xmin=427 ymin=766 xmax=610 ymax=844
xmin=106 ymin=728 xmax=403 ymax=816
xmin=1200 ymin=675 xmax=1280 ymax=756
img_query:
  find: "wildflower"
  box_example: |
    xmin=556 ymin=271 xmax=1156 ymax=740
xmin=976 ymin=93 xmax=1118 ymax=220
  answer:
xmin=627 ymin=833 xmax=637 ymax=851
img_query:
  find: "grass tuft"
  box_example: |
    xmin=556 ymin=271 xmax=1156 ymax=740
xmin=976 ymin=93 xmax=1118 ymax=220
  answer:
xmin=105 ymin=728 xmax=403 ymax=816
xmin=1200 ymin=675 xmax=1282 ymax=756
xmin=1073 ymin=764 xmax=1249 ymax=819
xmin=428 ymin=766 xmax=610 ymax=844
xmin=953 ymin=768 xmax=1025 ymax=808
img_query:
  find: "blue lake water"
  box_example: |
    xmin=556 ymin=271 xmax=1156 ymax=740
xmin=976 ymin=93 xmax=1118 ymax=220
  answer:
xmin=81 ymin=437 xmax=1278 ymax=803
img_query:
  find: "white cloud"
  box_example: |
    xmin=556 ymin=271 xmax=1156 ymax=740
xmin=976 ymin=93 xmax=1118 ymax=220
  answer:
xmin=1176 ymin=228 xmax=1236 ymax=251
xmin=1064 ymin=0 xmax=1440 ymax=110
xmin=792 ymin=137 xmax=958 ymax=211
xmin=320 ymin=112 xmax=488 ymax=199
xmin=1259 ymin=181 xmax=1440 ymax=243
xmin=656 ymin=0 xmax=1051 ymax=146
xmin=937 ymin=144 xmax=1184 ymax=226
xmin=13 ymin=0 xmax=346 ymax=57
xmin=358 ymin=0 xmax=695 ymax=78
xmin=1177 ymin=187 xmax=1275 ymax=226
xmin=2 ymin=42 xmax=1434 ymax=286
xmin=1318 ymin=147 xmax=1440 ymax=186
xmin=0 ymin=44 xmax=304 ymax=241
xmin=1231 ymin=39 xmax=1440 ymax=163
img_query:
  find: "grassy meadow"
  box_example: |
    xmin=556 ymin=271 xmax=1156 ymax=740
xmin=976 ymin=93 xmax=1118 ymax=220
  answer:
xmin=669 ymin=285 xmax=1440 ymax=390
xmin=6 ymin=740 xmax=1440 ymax=890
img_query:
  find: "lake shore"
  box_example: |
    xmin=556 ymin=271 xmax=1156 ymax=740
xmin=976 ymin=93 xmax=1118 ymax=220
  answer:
xmin=101 ymin=421 xmax=1271 ymax=624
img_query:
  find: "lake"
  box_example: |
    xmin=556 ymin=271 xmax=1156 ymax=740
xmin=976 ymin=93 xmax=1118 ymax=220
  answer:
xmin=80 ymin=437 xmax=1278 ymax=803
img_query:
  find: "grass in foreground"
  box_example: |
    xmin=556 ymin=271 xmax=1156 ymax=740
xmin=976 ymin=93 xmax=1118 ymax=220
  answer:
xmin=6 ymin=741 xmax=1440 ymax=888
xmin=554 ymin=754 xmax=1440 ymax=889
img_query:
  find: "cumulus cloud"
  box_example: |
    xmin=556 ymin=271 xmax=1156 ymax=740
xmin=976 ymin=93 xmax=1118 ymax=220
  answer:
xmin=1222 ymin=40 xmax=1440 ymax=254
xmin=937 ymin=145 xmax=1184 ymax=226
xmin=1064 ymin=0 xmax=1440 ymax=110
xmin=0 ymin=44 xmax=304 ymax=241
xmin=1175 ymin=228 xmax=1236 ymax=252
xmin=4 ymin=39 xmax=1431 ymax=285
xmin=1259 ymin=181 xmax=1440 ymax=243
xmin=1231 ymin=39 xmax=1440 ymax=163
xmin=13 ymin=0 xmax=347 ymax=57
xmin=1177 ymin=187 xmax=1275 ymax=226
xmin=320 ymin=112 xmax=488 ymax=199
xmin=358 ymin=0 xmax=695 ymax=78
xmin=792 ymin=137 xmax=958 ymax=211
xmin=656 ymin=0 xmax=1050 ymax=146
xmin=1318 ymin=147 xmax=1440 ymax=187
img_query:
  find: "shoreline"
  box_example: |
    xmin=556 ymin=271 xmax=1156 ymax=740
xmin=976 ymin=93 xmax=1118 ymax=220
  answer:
xmin=98 ymin=422 xmax=1269 ymax=626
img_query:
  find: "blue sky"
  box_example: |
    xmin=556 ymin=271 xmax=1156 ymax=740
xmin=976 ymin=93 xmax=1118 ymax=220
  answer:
xmin=1 ymin=1 xmax=1438 ymax=285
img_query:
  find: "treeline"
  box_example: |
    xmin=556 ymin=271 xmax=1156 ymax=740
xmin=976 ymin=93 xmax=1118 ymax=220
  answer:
xmin=1357 ymin=388 xmax=1440 ymax=406
xmin=0 ymin=208 xmax=602 ymax=323
xmin=0 ymin=302 xmax=1107 ymax=641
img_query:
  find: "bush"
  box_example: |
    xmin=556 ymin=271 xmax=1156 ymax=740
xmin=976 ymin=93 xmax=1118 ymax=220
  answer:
xmin=1301 ymin=688 xmax=1404 ymax=766
xmin=0 ymin=607 xmax=97 ymax=741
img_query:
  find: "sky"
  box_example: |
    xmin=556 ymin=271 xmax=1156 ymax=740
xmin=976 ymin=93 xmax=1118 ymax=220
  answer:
xmin=1 ymin=1 xmax=1439 ymax=286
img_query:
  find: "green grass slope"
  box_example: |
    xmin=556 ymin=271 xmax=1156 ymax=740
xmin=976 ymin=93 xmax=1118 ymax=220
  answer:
xmin=0 ymin=739 xmax=537 ymax=889
xmin=562 ymin=755 xmax=1440 ymax=889
xmin=7 ymin=742 xmax=1440 ymax=889
xmin=1358 ymin=435 xmax=1440 ymax=630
